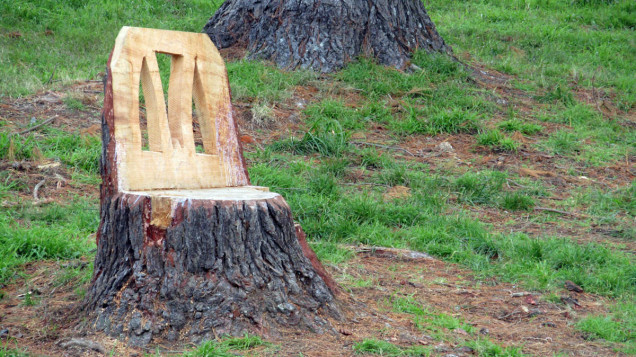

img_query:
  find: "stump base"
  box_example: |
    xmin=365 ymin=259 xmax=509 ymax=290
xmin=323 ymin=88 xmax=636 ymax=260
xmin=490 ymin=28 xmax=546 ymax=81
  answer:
xmin=85 ymin=188 xmax=340 ymax=346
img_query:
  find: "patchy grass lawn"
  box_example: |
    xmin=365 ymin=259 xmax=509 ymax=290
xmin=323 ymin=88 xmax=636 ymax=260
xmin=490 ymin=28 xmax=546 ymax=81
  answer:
xmin=0 ymin=0 xmax=634 ymax=355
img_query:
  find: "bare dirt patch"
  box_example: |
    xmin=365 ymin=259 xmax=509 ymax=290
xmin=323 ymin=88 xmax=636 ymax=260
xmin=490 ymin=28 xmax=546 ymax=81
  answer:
xmin=0 ymin=81 xmax=102 ymax=132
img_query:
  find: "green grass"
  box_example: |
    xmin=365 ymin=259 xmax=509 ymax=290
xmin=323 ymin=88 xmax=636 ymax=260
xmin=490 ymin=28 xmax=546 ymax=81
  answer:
xmin=498 ymin=119 xmax=543 ymax=135
xmin=573 ymin=181 xmax=635 ymax=234
xmin=537 ymin=103 xmax=635 ymax=166
xmin=454 ymin=171 xmax=507 ymax=204
xmin=185 ymin=334 xmax=269 ymax=357
xmin=477 ymin=130 xmax=520 ymax=152
xmin=303 ymin=99 xmax=391 ymax=130
xmin=0 ymin=133 xmax=41 ymax=161
xmin=336 ymin=54 xmax=493 ymax=138
xmin=0 ymin=345 xmax=29 ymax=357
xmin=426 ymin=0 xmax=635 ymax=167
xmin=391 ymin=108 xmax=480 ymax=136
xmin=0 ymin=198 xmax=97 ymax=286
xmin=493 ymin=234 xmax=635 ymax=296
xmin=0 ymin=123 xmax=103 ymax=287
xmin=463 ymin=338 xmax=525 ymax=357
xmin=385 ymin=294 xmax=522 ymax=355
xmin=336 ymin=53 xmax=468 ymax=99
xmin=40 ymin=128 xmax=101 ymax=173
xmin=357 ymin=148 xmax=393 ymax=170
xmin=54 ymin=260 xmax=93 ymax=298
xmin=422 ymin=0 xmax=635 ymax=167
xmin=271 ymin=119 xmax=350 ymax=157
xmin=500 ymin=192 xmax=535 ymax=211
xmin=353 ymin=339 xmax=431 ymax=356
xmin=0 ymin=171 xmax=29 ymax=199
xmin=0 ymin=128 xmax=101 ymax=174
xmin=537 ymin=84 xmax=576 ymax=106
xmin=426 ymin=0 xmax=636 ymax=107
xmin=228 ymin=60 xmax=316 ymax=102
xmin=390 ymin=295 xmax=475 ymax=336
xmin=0 ymin=0 xmax=221 ymax=98
xmin=541 ymin=129 xmax=581 ymax=155
xmin=576 ymin=300 xmax=636 ymax=354
xmin=249 ymin=152 xmax=636 ymax=298
xmin=63 ymin=94 xmax=86 ymax=111
xmin=353 ymin=339 xmax=405 ymax=356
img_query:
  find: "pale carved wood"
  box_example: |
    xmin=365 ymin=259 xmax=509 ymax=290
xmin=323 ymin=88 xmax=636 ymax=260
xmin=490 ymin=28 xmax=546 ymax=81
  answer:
xmin=110 ymin=26 xmax=249 ymax=191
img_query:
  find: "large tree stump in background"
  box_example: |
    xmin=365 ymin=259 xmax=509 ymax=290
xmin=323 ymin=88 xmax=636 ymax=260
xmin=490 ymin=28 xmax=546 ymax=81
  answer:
xmin=84 ymin=27 xmax=340 ymax=346
xmin=204 ymin=0 xmax=451 ymax=73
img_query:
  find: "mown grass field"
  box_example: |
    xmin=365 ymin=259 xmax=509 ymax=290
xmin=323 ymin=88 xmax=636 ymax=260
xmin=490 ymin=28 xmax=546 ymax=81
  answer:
xmin=0 ymin=0 xmax=634 ymax=356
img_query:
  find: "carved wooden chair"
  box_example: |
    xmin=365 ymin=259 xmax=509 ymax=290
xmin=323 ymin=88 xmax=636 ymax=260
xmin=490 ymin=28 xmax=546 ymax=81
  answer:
xmin=106 ymin=26 xmax=269 ymax=196
xmin=85 ymin=27 xmax=338 ymax=345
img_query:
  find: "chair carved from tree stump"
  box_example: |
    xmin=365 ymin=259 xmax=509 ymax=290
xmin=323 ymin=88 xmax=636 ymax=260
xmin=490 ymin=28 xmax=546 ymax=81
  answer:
xmin=84 ymin=27 xmax=340 ymax=346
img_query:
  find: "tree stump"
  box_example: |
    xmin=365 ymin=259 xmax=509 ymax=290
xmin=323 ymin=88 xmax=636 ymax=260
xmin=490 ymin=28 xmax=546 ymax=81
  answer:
xmin=84 ymin=27 xmax=340 ymax=346
xmin=204 ymin=0 xmax=451 ymax=73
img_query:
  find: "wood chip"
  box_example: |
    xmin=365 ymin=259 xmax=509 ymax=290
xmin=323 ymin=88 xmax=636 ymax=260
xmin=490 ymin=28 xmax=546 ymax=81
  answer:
xmin=518 ymin=167 xmax=555 ymax=178
xmin=564 ymin=280 xmax=584 ymax=293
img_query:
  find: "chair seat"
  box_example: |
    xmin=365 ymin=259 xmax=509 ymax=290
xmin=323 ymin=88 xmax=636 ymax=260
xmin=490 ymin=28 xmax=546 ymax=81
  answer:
xmin=125 ymin=186 xmax=278 ymax=201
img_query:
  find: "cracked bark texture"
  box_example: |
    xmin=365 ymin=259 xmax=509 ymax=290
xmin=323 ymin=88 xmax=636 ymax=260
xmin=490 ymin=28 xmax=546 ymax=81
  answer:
xmin=203 ymin=0 xmax=451 ymax=72
xmin=83 ymin=54 xmax=341 ymax=346
xmin=85 ymin=193 xmax=340 ymax=346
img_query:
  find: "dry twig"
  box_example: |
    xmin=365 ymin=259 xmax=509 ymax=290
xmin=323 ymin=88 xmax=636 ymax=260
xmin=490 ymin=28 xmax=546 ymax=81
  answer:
xmin=343 ymin=182 xmax=390 ymax=187
xmin=510 ymin=292 xmax=533 ymax=297
xmin=18 ymin=115 xmax=58 ymax=135
xmin=57 ymin=338 xmax=106 ymax=354
xmin=506 ymin=179 xmax=530 ymax=189
xmin=534 ymin=206 xmax=585 ymax=217
xmin=524 ymin=337 xmax=553 ymax=343
xmin=33 ymin=179 xmax=46 ymax=201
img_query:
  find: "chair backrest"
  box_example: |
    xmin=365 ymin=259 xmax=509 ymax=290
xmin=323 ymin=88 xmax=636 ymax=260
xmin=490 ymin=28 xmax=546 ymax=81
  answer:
xmin=109 ymin=26 xmax=248 ymax=191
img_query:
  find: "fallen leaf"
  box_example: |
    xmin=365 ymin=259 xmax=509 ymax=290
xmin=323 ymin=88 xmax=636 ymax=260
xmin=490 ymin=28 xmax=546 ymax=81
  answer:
xmin=512 ymin=131 xmax=527 ymax=143
xmin=80 ymin=124 xmax=101 ymax=137
xmin=37 ymin=162 xmax=61 ymax=170
xmin=338 ymin=328 xmax=352 ymax=336
xmin=525 ymin=295 xmax=537 ymax=305
xmin=239 ymin=134 xmax=255 ymax=144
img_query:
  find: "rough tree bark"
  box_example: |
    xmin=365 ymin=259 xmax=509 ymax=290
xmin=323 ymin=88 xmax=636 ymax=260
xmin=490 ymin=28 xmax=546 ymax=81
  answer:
xmin=204 ymin=0 xmax=451 ymax=73
xmin=83 ymin=28 xmax=341 ymax=346
xmin=85 ymin=191 xmax=341 ymax=346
